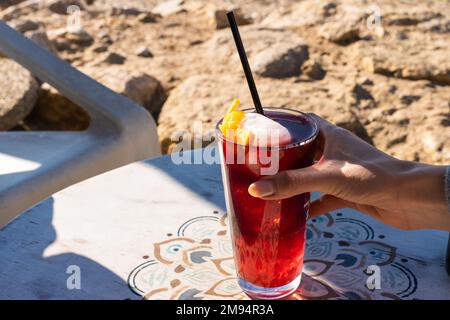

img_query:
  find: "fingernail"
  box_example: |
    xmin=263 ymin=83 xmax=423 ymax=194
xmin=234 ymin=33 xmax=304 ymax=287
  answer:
xmin=248 ymin=180 xmax=275 ymax=198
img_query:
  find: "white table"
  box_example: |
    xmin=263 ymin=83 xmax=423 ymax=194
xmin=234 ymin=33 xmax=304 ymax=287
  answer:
xmin=1 ymin=149 xmax=449 ymax=300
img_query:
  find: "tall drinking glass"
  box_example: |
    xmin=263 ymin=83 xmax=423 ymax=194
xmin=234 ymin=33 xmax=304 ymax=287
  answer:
xmin=216 ymin=107 xmax=319 ymax=299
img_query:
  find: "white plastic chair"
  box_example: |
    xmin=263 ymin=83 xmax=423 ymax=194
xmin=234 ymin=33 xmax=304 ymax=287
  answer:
xmin=0 ymin=21 xmax=161 ymax=228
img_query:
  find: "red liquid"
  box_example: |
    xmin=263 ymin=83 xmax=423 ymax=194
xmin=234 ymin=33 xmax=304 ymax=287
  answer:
xmin=218 ymin=110 xmax=318 ymax=289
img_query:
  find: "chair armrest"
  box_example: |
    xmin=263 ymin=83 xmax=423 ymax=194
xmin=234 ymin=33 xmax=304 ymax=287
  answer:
xmin=0 ymin=22 xmax=162 ymax=228
xmin=0 ymin=21 xmax=161 ymax=161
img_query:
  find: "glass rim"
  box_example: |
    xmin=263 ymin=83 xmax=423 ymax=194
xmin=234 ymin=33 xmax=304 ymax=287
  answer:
xmin=215 ymin=107 xmax=319 ymax=150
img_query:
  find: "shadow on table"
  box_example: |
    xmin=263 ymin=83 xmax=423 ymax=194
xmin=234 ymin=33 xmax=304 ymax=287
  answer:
xmin=143 ymin=146 xmax=227 ymax=211
xmin=0 ymin=197 xmax=131 ymax=299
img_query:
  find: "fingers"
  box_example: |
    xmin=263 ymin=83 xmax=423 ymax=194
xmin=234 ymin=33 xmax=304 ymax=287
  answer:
xmin=247 ymin=114 xmax=344 ymax=201
xmin=309 ymin=194 xmax=384 ymax=222
xmin=309 ymin=194 xmax=351 ymax=218
xmin=307 ymin=113 xmax=343 ymax=158
xmin=248 ymin=165 xmax=332 ymax=200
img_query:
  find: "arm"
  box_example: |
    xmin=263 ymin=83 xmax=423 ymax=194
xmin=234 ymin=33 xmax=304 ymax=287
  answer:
xmin=395 ymin=162 xmax=448 ymax=230
xmin=248 ymin=114 xmax=450 ymax=231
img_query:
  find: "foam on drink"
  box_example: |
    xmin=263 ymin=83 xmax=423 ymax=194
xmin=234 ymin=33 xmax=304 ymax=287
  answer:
xmin=219 ymin=99 xmax=292 ymax=147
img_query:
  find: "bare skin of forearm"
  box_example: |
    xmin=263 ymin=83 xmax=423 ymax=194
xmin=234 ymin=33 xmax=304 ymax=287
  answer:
xmin=396 ymin=161 xmax=449 ymax=231
xmin=248 ymin=115 xmax=450 ymax=232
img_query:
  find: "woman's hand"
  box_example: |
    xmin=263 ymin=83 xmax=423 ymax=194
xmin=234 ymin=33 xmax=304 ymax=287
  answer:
xmin=248 ymin=114 xmax=449 ymax=231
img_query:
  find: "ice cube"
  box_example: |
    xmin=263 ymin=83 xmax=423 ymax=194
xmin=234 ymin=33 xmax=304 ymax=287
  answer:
xmin=240 ymin=113 xmax=292 ymax=146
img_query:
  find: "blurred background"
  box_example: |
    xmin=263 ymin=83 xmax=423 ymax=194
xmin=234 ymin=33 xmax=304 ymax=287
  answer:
xmin=1 ymin=0 xmax=449 ymax=163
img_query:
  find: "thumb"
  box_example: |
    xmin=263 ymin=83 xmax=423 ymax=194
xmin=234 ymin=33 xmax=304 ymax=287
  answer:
xmin=248 ymin=165 xmax=331 ymax=200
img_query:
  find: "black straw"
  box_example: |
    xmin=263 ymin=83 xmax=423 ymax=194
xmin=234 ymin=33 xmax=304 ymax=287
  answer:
xmin=226 ymin=11 xmax=264 ymax=115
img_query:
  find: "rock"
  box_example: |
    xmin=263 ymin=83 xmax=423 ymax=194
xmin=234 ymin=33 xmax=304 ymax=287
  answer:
xmin=356 ymin=37 xmax=450 ymax=85
xmin=357 ymin=77 xmax=374 ymax=86
xmin=386 ymin=109 xmax=410 ymax=125
xmin=395 ymin=31 xmax=408 ymax=40
xmin=98 ymin=32 xmax=113 ymax=45
xmin=322 ymin=2 xmax=337 ymax=17
xmin=108 ymin=6 xmax=159 ymax=22
xmin=418 ymin=17 xmax=450 ymax=33
xmin=351 ymin=84 xmax=375 ymax=109
xmin=122 ymin=74 xmax=166 ymax=117
xmin=2 ymin=0 xmax=448 ymax=166
xmin=152 ymin=0 xmax=185 ymax=17
xmin=89 ymin=68 xmax=167 ymax=118
xmin=385 ymin=11 xmax=442 ymax=26
xmin=400 ymin=95 xmax=421 ymax=105
xmin=138 ymin=12 xmax=158 ymax=23
xmin=156 ymin=74 xmax=243 ymax=153
xmin=157 ymin=74 xmax=371 ymax=153
xmin=189 ymin=39 xmax=203 ymax=46
xmin=253 ymin=43 xmax=309 ymax=78
xmin=318 ymin=3 xmax=365 ymax=44
xmin=301 ymin=60 xmax=326 ymax=80
xmin=357 ymin=73 xmax=450 ymax=164
xmin=319 ymin=18 xmax=360 ymax=44
xmin=48 ymin=0 xmax=85 ymax=15
xmin=0 ymin=0 xmax=26 ymax=10
xmin=0 ymin=0 xmax=42 ymax=21
xmin=0 ymin=58 xmax=39 ymax=131
xmin=21 ymin=83 xmax=90 ymax=131
xmin=102 ymin=52 xmax=126 ymax=64
xmin=212 ymin=9 xmax=252 ymax=29
xmin=49 ymin=28 xmax=94 ymax=52
xmin=29 ymin=31 xmax=59 ymax=56
xmin=65 ymin=29 xmax=94 ymax=47
xmin=207 ymin=26 xmax=309 ymax=71
xmin=261 ymin=0 xmax=335 ymax=28
xmin=136 ymin=47 xmax=153 ymax=58
xmin=420 ymin=130 xmax=449 ymax=163
xmin=352 ymin=84 xmax=374 ymax=101
xmin=92 ymin=45 xmax=108 ymax=53
xmin=386 ymin=133 xmax=408 ymax=148
xmin=10 ymin=19 xmax=40 ymax=33
xmin=109 ymin=7 xmax=144 ymax=16
xmin=330 ymin=111 xmax=371 ymax=142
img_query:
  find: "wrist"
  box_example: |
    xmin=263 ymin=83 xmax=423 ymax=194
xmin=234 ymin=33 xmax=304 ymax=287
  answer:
xmin=396 ymin=161 xmax=449 ymax=230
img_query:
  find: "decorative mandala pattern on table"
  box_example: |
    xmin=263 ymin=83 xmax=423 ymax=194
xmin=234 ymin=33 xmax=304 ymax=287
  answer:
xmin=127 ymin=211 xmax=440 ymax=300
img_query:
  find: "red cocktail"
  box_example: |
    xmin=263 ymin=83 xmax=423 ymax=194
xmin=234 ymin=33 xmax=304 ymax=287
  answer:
xmin=216 ymin=107 xmax=318 ymax=299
